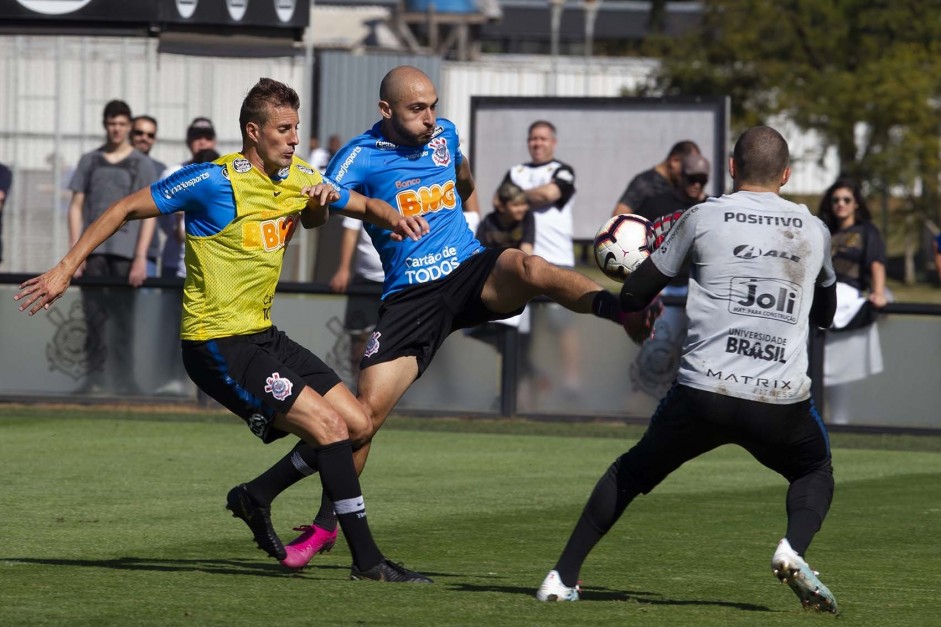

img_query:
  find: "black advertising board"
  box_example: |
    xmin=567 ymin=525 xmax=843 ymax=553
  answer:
xmin=0 ymin=0 xmax=307 ymax=31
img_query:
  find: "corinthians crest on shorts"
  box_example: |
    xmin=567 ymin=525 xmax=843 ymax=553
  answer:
xmin=264 ymin=372 xmax=293 ymax=400
xmin=363 ymin=331 xmax=381 ymax=358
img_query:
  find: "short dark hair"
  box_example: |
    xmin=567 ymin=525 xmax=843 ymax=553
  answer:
xmin=238 ymin=78 xmax=300 ymax=139
xmin=666 ymin=140 xmax=700 ymax=159
xmin=732 ymin=126 xmax=789 ymax=186
xmin=102 ymin=99 xmax=132 ymax=122
xmin=132 ymin=115 xmax=158 ymax=130
xmin=818 ymin=177 xmax=872 ymax=233
xmin=496 ymin=181 xmax=526 ymax=204
xmin=528 ymin=120 xmax=556 ymax=137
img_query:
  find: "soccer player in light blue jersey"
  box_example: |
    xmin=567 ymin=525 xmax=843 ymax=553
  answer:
xmin=241 ymin=66 xmax=652 ymax=570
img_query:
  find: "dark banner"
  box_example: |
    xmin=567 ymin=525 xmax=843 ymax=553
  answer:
xmin=0 ymin=0 xmax=307 ymax=29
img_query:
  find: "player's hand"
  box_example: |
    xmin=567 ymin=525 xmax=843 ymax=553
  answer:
xmin=302 ymin=183 xmax=340 ymax=208
xmin=868 ymin=291 xmax=887 ymax=308
xmin=14 ymin=266 xmax=72 ymax=315
xmin=329 ymin=267 xmax=350 ymax=293
xmin=620 ymin=297 xmax=663 ymax=345
xmin=390 ymin=215 xmax=430 ymax=242
xmin=128 ymin=257 xmax=148 ymax=287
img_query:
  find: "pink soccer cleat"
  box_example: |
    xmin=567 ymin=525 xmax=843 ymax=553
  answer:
xmin=279 ymin=523 xmax=338 ymax=570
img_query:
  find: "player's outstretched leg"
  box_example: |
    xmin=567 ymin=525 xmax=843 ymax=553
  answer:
xmin=771 ymin=538 xmax=838 ymax=614
xmin=225 ymin=484 xmax=286 ymax=560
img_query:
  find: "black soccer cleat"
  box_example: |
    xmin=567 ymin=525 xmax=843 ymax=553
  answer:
xmin=225 ymin=484 xmax=286 ymax=561
xmin=350 ymin=558 xmax=433 ymax=583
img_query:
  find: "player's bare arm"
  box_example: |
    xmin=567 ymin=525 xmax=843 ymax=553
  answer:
xmin=338 ymin=191 xmax=429 ymax=242
xmin=300 ymin=183 xmax=339 ymax=229
xmin=15 ymin=187 xmax=159 ymax=315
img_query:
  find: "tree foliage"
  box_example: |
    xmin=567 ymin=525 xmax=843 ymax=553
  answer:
xmin=639 ymin=0 xmax=941 ymax=218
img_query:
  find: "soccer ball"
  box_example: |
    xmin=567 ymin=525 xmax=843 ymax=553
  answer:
xmin=593 ymin=214 xmax=653 ymax=282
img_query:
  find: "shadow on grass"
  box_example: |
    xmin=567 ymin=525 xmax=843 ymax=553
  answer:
xmin=3 ymin=556 xmax=456 ymax=583
xmin=2 ymin=556 xmax=354 ymax=578
xmin=449 ymin=582 xmax=772 ymax=611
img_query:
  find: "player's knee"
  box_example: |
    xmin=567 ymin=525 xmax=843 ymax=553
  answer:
xmin=519 ymin=253 xmax=551 ymax=286
xmin=346 ymin=408 xmax=374 ymax=447
xmin=292 ymin=406 xmax=350 ymax=444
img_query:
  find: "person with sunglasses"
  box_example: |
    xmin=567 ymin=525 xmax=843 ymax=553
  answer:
xmin=131 ymin=114 xmax=165 ymax=277
xmin=65 ymin=99 xmax=160 ymax=396
xmin=612 ymin=140 xmax=702 ymax=217
xmin=626 ymin=152 xmax=713 ymax=399
xmin=817 ymin=177 xmax=888 ymax=424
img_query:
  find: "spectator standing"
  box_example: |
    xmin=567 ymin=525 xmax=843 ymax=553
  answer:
xmin=160 ymin=118 xmax=217 ymax=278
xmin=818 ymin=178 xmax=889 ymax=425
xmin=613 ymin=140 xmax=701 ymax=216
xmin=154 ymin=147 xmax=220 ymax=397
xmin=498 ymin=120 xmax=582 ymax=397
xmin=0 ymin=161 xmax=11 ymax=267
xmin=537 ymin=126 xmax=839 ymax=614
xmin=629 ymin=152 xmax=712 ymax=398
xmin=67 ymin=99 xmax=158 ymax=395
xmin=131 ymin=114 xmax=164 ymax=277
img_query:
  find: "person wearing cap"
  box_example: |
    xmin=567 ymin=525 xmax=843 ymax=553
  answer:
xmin=152 ymin=117 xmax=219 ymax=396
xmin=613 ymin=140 xmax=701 ymax=216
xmin=160 ymin=117 xmax=218 ymax=279
xmin=633 ymin=152 xmax=712 ymax=222
xmin=627 ymin=152 xmax=713 ymax=399
xmin=186 ymin=117 xmax=217 ymax=156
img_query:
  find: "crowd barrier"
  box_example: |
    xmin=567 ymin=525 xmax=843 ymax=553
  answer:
xmin=1 ymin=275 xmax=939 ymax=432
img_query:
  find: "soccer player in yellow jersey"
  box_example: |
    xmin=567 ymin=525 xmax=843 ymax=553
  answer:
xmin=15 ymin=78 xmax=433 ymax=583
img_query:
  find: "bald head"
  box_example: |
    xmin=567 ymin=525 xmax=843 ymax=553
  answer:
xmin=378 ymin=65 xmax=438 ymax=146
xmin=380 ymin=66 xmax=433 ymax=105
xmin=732 ymin=126 xmax=790 ymax=188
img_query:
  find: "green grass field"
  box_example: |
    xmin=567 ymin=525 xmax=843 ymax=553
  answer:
xmin=2 ymin=405 xmax=940 ymax=626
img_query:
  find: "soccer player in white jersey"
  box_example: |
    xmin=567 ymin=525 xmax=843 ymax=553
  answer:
xmin=536 ymin=126 xmax=840 ymax=614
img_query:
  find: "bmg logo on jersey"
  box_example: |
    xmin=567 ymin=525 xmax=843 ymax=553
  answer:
xmin=250 ymin=214 xmax=299 ymax=252
xmin=396 ymin=180 xmax=457 ymax=217
xmin=728 ymin=277 xmax=801 ymax=325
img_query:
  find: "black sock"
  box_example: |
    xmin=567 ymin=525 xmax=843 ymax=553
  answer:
xmin=316 ymin=439 xmax=383 ymax=570
xmin=313 ymin=491 xmax=338 ymax=531
xmin=556 ymin=455 xmax=640 ymax=587
xmin=591 ymin=291 xmax=621 ymax=322
xmin=785 ymin=462 xmax=834 ymax=555
xmin=244 ymin=441 xmax=319 ymax=507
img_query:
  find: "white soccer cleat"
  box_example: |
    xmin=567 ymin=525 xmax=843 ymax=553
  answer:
xmin=771 ymin=538 xmax=838 ymax=614
xmin=535 ymin=570 xmax=580 ymax=602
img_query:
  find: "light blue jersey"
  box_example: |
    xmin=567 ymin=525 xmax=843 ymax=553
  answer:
xmin=326 ymin=119 xmax=484 ymax=298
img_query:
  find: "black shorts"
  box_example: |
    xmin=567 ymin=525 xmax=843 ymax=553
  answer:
xmin=181 ymin=326 xmax=342 ymax=443
xmin=360 ymin=247 xmax=523 ymax=376
xmin=624 ymin=384 xmax=831 ymax=494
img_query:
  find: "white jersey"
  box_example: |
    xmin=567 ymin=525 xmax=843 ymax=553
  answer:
xmin=340 ymin=215 xmax=384 ymax=282
xmin=651 ymin=191 xmax=836 ymax=404
xmin=505 ymin=159 xmax=575 ymax=267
